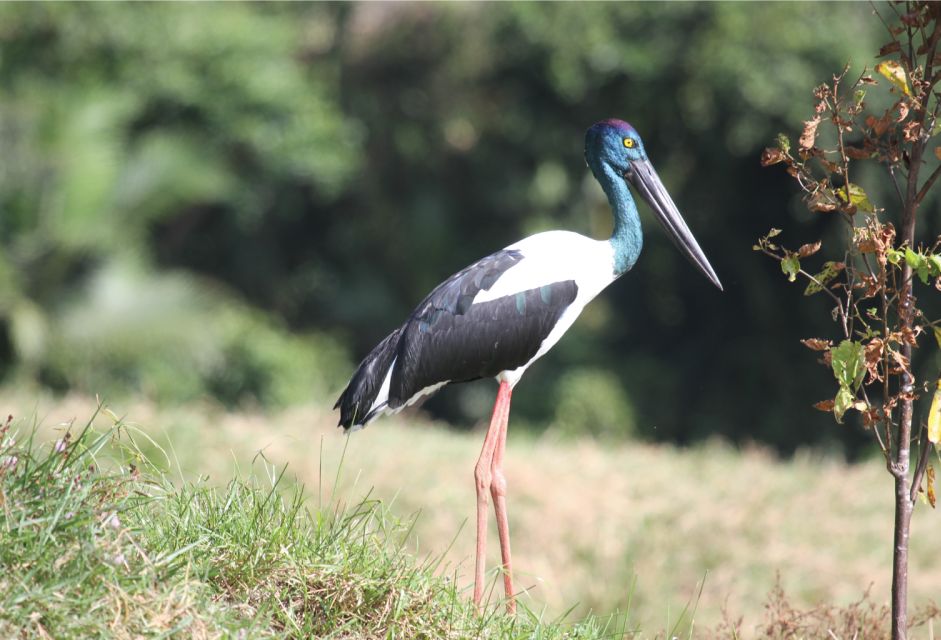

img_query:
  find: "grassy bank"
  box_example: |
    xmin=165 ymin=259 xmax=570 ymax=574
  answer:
xmin=3 ymin=392 xmax=941 ymax=637
xmin=0 ymin=409 xmax=634 ymax=638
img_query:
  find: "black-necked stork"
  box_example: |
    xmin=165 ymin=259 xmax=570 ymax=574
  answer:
xmin=335 ymin=119 xmax=722 ymax=613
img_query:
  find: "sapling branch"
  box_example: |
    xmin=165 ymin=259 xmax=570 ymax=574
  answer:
xmin=888 ymin=165 xmax=907 ymax=207
xmin=911 ymin=424 xmax=933 ymax=502
xmin=759 ymin=4 xmax=941 ymax=637
xmin=915 ymin=163 xmax=941 ymax=205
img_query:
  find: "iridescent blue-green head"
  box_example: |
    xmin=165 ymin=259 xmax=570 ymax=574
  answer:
xmin=585 ymin=119 xmax=722 ymax=290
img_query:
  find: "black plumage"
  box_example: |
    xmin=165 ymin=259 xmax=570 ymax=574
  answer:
xmin=335 ymin=249 xmax=578 ymax=429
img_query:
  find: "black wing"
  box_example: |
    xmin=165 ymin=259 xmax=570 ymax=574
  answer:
xmin=391 ymin=278 xmax=577 ymax=407
xmin=336 ymin=249 xmax=578 ymax=429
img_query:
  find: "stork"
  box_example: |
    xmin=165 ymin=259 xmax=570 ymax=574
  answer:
xmin=335 ymin=119 xmax=722 ymax=613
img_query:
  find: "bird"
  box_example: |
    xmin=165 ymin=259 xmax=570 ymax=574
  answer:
xmin=334 ymin=119 xmax=722 ymax=614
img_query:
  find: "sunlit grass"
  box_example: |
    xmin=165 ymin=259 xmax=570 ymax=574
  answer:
xmin=0 ymin=406 xmax=640 ymax=638
xmin=5 ymin=390 xmax=941 ymax=637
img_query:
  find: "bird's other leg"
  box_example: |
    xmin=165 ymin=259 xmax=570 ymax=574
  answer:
xmin=473 ymin=380 xmax=512 ymax=612
xmin=490 ymin=383 xmax=515 ymax=614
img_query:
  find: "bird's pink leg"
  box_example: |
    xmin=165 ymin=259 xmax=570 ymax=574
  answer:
xmin=490 ymin=383 xmax=516 ymax=614
xmin=473 ymin=380 xmax=512 ymax=612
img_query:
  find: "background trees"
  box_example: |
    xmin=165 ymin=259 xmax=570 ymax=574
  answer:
xmin=3 ymin=3 xmax=919 ymax=454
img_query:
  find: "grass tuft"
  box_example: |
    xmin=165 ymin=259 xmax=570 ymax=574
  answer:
xmin=0 ymin=409 xmax=633 ymax=638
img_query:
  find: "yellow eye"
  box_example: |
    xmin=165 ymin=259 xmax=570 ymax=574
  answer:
xmin=623 ymin=138 xmax=635 ymax=148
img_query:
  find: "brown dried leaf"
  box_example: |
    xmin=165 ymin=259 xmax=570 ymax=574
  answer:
xmin=809 ymin=189 xmax=839 ymax=213
xmin=900 ymin=11 xmax=922 ymax=27
xmin=813 ymin=399 xmax=835 ymax=412
xmin=845 ymin=145 xmax=873 ymax=160
xmin=879 ymin=223 xmax=896 ymax=246
xmin=899 ymin=324 xmax=921 ymax=346
xmin=800 ymin=146 xmax=824 ymax=161
xmin=870 ymin=223 xmax=897 ymax=268
xmin=889 ymin=349 xmax=912 ymax=376
xmin=879 ymin=41 xmax=902 ymax=57
xmin=801 ymin=338 xmax=831 ymax=351
xmin=797 ymin=241 xmax=822 ymax=258
xmin=799 ymin=116 xmax=822 ymax=150
xmin=864 ymin=338 xmax=884 ymax=384
xmin=903 ymin=121 xmax=921 ymax=143
xmin=761 ymin=147 xmax=786 ymax=167
xmin=859 ymin=274 xmax=880 ymax=299
xmin=934 ymin=147 xmax=941 ymax=161
xmin=895 ymin=101 xmax=910 ymax=122
xmin=866 ymin=113 xmax=892 ymax=137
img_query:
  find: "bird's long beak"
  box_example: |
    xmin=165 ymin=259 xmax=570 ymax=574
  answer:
xmin=626 ymin=159 xmax=723 ymax=291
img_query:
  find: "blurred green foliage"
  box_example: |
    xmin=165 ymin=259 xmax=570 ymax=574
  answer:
xmin=3 ymin=3 xmax=928 ymax=454
xmin=0 ymin=3 xmax=355 ymax=407
xmin=551 ymin=368 xmax=635 ymax=441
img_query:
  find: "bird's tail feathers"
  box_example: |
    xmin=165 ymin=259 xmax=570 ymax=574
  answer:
xmin=335 ymin=327 xmax=402 ymax=431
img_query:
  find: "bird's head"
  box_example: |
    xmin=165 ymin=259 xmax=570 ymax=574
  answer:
xmin=585 ymin=119 xmax=648 ymax=175
xmin=585 ymin=119 xmax=722 ymax=290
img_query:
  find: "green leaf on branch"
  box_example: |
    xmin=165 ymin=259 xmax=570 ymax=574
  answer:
xmin=853 ymin=89 xmax=866 ymax=107
xmin=886 ymin=248 xmax=903 ymax=265
xmin=833 ymin=386 xmax=855 ymax=424
xmin=927 ymin=254 xmax=941 ymax=277
xmin=904 ymin=247 xmax=932 ymax=284
xmin=781 ymin=255 xmax=800 ymax=283
xmin=776 ymin=133 xmax=791 ymax=155
xmin=833 ymin=386 xmax=868 ymax=424
xmin=831 ymin=339 xmax=865 ymax=390
xmin=804 ymin=261 xmax=843 ymax=296
xmin=839 ymin=183 xmax=874 ymax=213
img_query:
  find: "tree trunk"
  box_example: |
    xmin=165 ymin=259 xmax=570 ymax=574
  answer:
xmin=891 ymin=132 xmax=921 ymax=640
xmin=891 ymin=458 xmax=914 ymax=639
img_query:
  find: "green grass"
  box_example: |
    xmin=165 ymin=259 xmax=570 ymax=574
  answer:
xmin=0 ymin=409 xmax=638 ymax=639
xmin=5 ymin=394 xmax=941 ymax=638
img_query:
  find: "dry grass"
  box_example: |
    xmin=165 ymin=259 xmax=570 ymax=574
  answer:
xmin=8 ymin=389 xmax=941 ymax=635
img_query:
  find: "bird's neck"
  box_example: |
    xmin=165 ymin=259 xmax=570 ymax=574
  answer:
xmin=600 ymin=165 xmax=643 ymax=276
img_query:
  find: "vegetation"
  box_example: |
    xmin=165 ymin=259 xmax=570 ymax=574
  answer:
xmin=0 ymin=408 xmax=643 ymax=639
xmin=3 ymin=3 xmax=941 ymax=637
xmin=0 ymin=2 xmax=900 ymax=453
xmin=6 ymin=394 xmax=941 ymax=638
xmin=759 ymin=3 xmax=941 ymax=637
